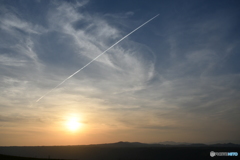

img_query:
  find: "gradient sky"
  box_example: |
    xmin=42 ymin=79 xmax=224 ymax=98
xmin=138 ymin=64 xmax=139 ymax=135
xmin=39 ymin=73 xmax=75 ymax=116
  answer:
xmin=1 ymin=0 xmax=240 ymax=146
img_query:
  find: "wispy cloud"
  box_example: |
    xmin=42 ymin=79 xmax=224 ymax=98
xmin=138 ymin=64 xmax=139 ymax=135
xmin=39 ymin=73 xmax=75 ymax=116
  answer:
xmin=0 ymin=12 xmax=45 ymax=34
xmin=0 ymin=0 xmax=239 ymax=145
xmin=0 ymin=1 xmax=156 ymax=123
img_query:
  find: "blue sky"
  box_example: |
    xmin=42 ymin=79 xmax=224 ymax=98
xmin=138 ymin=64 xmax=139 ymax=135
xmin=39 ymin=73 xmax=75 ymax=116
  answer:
xmin=0 ymin=0 xmax=240 ymax=146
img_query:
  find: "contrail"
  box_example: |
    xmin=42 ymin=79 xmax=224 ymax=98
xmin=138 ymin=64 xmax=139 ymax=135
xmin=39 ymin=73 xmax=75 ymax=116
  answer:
xmin=36 ymin=14 xmax=159 ymax=102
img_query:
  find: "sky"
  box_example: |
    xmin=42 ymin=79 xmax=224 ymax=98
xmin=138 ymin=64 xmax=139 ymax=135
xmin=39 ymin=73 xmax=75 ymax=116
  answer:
xmin=0 ymin=0 xmax=240 ymax=146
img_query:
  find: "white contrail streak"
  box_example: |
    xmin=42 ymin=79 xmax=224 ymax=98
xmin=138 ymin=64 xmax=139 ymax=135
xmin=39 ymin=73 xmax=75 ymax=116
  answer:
xmin=36 ymin=14 xmax=159 ymax=102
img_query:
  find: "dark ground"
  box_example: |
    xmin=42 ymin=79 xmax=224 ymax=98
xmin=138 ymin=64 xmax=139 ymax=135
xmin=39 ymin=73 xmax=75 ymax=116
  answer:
xmin=0 ymin=154 xmax=63 ymax=160
xmin=0 ymin=143 xmax=239 ymax=160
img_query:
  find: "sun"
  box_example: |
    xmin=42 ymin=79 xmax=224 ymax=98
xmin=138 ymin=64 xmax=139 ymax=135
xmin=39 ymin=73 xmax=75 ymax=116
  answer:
xmin=66 ymin=117 xmax=81 ymax=132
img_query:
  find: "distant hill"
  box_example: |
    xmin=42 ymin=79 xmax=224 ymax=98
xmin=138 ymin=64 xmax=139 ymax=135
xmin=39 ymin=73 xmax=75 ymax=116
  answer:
xmin=91 ymin=141 xmax=240 ymax=147
xmin=91 ymin=141 xmax=149 ymax=147
xmin=156 ymin=141 xmax=191 ymax=145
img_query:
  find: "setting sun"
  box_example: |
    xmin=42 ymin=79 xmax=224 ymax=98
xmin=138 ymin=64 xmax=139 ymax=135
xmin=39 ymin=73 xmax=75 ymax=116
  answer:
xmin=66 ymin=117 xmax=82 ymax=132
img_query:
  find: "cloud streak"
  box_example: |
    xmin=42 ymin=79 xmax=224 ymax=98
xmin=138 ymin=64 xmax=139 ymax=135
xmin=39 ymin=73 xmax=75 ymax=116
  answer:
xmin=36 ymin=14 xmax=159 ymax=102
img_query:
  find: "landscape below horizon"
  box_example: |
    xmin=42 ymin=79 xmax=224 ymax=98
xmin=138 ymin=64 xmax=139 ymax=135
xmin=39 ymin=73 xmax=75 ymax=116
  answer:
xmin=1 ymin=141 xmax=240 ymax=160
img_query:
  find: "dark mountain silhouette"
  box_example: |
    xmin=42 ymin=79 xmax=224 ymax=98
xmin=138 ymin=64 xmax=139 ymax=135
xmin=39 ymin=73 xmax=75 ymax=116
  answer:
xmin=90 ymin=141 xmax=240 ymax=147
xmin=91 ymin=141 xmax=149 ymax=147
xmin=156 ymin=141 xmax=191 ymax=145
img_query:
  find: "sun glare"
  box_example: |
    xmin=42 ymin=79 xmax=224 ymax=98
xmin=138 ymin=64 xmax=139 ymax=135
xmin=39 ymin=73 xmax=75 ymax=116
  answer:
xmin=66 ymin=117 xmax=81 ymax=132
